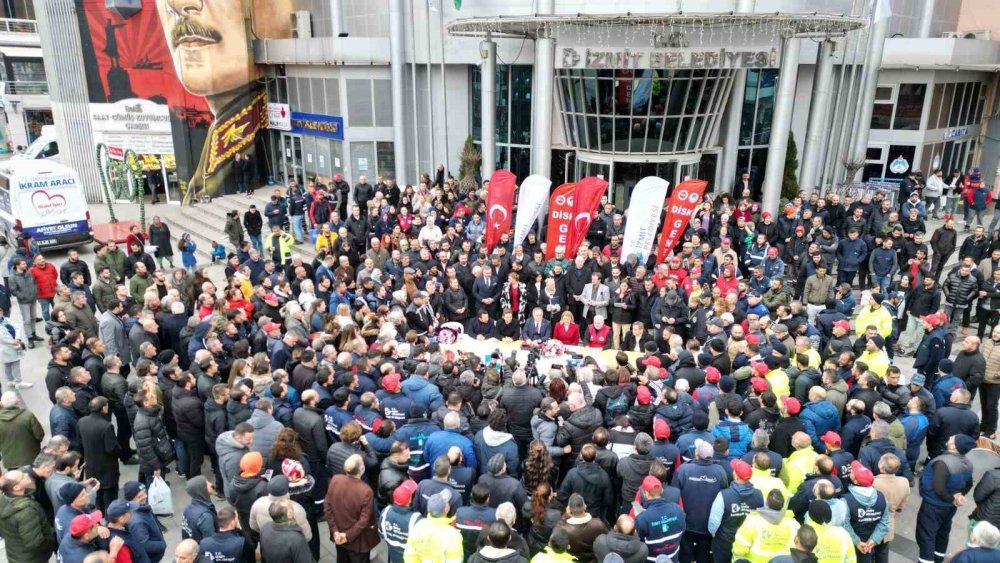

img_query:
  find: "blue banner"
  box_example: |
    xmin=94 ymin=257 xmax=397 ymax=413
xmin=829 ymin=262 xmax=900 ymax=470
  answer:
xmin=290 ymin=112 xmax=344 ymax=140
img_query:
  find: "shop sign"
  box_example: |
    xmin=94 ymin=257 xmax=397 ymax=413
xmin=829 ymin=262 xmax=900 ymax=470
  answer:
xmin=557 ymin=46 xmax=779 ymax=70
xmin=888 ymin=156 xmax=910 ymax=175
xmin=90 ymin=99 xmax=175 ymax=155
xmin=290 ymin=111 xmax=344 ymax=140
xmin=268 ymin=103 xmax=292 ymax=131
xmin=944 ymin=127 xmax=969 ymax=139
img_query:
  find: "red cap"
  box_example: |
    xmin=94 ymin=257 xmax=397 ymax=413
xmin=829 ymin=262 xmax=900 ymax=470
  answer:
xmin=637 ymin=386 xmax=652 ymax=405
xmin=640 ymin=475 xmax=663 ymax=493
xmin=730 ymin=459 xmax=753 ymax=480
xmin=751 ymin=377 xmax=769 ymax=393
xmin=641 ymin=356 xmax=662 ymax=368
xmin=761 ymin=212 xmax=772 ymax=219
xmin=658 ymin=367 xmax=668 ymax=380
xmin=705 ymin=366 xmax=721 ymax=384
xmin=781 ymin=396 xmax=801 ymax=415
xmin=264 ymin=292 xmax=279 ymax=302
xmin=767 ymin=247 xmax=779 ymax=257
xmin=372 ymin=418 xmax=383 ymax=432
xmin=722 ymin=237 xmax=732 ymax=244
xmin=653 ymin=418 xmax=671 ymax=440
xmin=393 ymin=480 xmax=418 ymax=505
xmin=920 ymin=314 xmax=941 ymax=328
xmin=850 ymin=461 xmax=875 ymax=486
xmin=747 ymin=334 xmax=761 ymax=346
xmin=262 ymin=322 xmax=282 ymax=333
xmin=821 ymin=431 xmax=842 ymax=447
xmin=69 ymin=511 xmax=103 ymax=537
xmin=382 ymin=373 xmax=401 ymax=393
xmin=795 ymin=225 xmax=806 ymax=232
xmin=753 ymin=362 xmax=769 ymax=377
xmin=833 ymin=320 xmax=851 ymax=331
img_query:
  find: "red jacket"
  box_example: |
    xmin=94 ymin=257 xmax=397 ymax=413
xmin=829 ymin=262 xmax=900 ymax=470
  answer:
xmin=553 ymin=322 xmax=581 ymax=346
xmin=29 ymin=263 xmax=58 ymax=299
xmin=586 ymin=324 xmax=611 ymax=349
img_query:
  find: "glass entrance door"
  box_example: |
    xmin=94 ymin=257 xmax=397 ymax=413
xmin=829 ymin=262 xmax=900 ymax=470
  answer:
xmin=610 ymin=162 xmax=678 ymax=208
xmin=281 ymin=133 xmax=303 ymax=185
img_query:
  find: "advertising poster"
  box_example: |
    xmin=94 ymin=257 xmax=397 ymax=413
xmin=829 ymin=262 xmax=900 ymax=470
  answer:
xmin=76 ymin=0 xmax=294 ymax=197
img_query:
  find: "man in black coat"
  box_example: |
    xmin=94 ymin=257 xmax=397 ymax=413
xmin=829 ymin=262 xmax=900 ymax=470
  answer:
xmin=78 ymin=396 xmax=122 ymax=512
xmin=557 ymin=444 xmax=615 ymax=520
xmin=293 ymin=389 xmax=329 ymax=465
xmin=172 ymin=373 xmax=206 ymax=479
xmin=953 ymin=335 xmax=987 ymax=400
xmin=927 ymin=388 xmax=980 ymax=458
xmin=499 ymin=372 xmax=544 ymax=461
xmin=555 ymin=393 xmax=603 ymax=463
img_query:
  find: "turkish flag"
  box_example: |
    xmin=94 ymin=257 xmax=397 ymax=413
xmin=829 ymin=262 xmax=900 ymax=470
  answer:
xmin=544 ymin=182 xmax=577 ymax=259
xmin=566 ymin=176 xmax=609 ymax=256
xmin=655 ymin=179 xmax=709 ymax=263
xmin=484 ymin=170 xmax=517 ymax=252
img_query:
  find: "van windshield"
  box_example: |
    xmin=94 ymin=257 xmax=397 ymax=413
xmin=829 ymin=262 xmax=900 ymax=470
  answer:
xmin=23 ymin=136 xmax=58 ymax=159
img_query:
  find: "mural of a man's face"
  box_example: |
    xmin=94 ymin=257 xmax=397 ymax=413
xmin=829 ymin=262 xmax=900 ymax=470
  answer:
xmin=156 ymin=0 xmax=291 ymax=102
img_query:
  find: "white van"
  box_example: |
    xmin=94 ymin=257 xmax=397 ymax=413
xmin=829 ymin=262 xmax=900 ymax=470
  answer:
xmin=0 ymin=160 xmax=92 ymax=250
xmin=12 ymin=125 xmax=60 ymax=162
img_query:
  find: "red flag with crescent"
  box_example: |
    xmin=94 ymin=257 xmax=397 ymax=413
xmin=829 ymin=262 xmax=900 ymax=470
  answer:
xmin=544 ymin=182 xmax=577 ymax=259
xmin=566 ymin=176 xmax=609 ymax=256
xmin=655 ymin=179 xmax=709 ymax=263
xmin=484 ymin=170 xmax=517 ymax=252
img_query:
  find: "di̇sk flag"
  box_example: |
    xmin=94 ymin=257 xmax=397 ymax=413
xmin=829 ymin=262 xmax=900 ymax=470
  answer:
xmin=566 ymin=176 xmax=609 ymax=256
xmin=483 ymin=169 xmax=517 ymax=252
xmin=655 ymin=179 xmax=709 ymax=263
xmin=544 ymin=182 xmax=576 ymax=260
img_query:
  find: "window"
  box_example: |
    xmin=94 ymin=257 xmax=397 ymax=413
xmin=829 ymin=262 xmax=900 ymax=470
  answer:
xmin=346 ymin=79 xmax=374 ymax=127
xmin=376 ymin=142 xmax=395 ymax=178
xmin=5 ymin=58 xmax=45 ymax=83
xmin=949 ymin=83 xmax=965 ymax=127
xmin=892 ymin=84 xmax=926 ymax=130
xmin=373 ymin=80 xmax=393 ymax=127
xmin=870 ymin=86 xmax=895 ymax=130
xmin=863 ymin=146 xmax=885 ymax=181
xmin=469 ymin=64 xmax=532 ymax=166
xmin=937 ymin=84 xmax=954 ymax=129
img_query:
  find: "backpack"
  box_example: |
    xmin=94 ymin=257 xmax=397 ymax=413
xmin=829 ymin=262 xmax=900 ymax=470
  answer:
xmin=605 ymin=391 xmax=630 ymax=426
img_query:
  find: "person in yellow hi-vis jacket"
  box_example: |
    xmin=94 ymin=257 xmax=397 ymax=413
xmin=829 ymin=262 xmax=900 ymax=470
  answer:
xmin=263 ymin=225 xmax=295 ymax=266
xmin=807 ymin=499 xmax=857 ymax=563
xmin=781 ymin=432 xmax=819 ymax=495
xmin=732 ymin=490 xmax=800 ymax=563
xmin=854 ymin=296 xmax=893 ymax=339
xmin=404 ymin=490 xmax=463 ymax=563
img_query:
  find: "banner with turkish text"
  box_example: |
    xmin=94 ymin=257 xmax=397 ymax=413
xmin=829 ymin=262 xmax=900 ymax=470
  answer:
xmin=566 ymin=176 xmax=609 ymax=255
xmin=484 ymin=170 xmax=517 ymax=251
xmin=544 ymin=183 xmax=577 ymax=259
xmin=513 ymin=174 xmax=552 ymax=247
xmin=655 ymin=179 xmax=709 ymax=263
xmin=621 ymin=176 xmax=670 ymax=262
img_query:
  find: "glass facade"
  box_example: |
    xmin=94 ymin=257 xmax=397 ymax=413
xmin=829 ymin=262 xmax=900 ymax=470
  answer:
xmin=555 ymin=68 xmax=732 ymax=154
xmin=470 ymin=65 xmax=532 ymax=180
xmin=870 ymin=83 xmax=927 ymax=130
xmin=736 ymin=69 xmax=778 ymax=197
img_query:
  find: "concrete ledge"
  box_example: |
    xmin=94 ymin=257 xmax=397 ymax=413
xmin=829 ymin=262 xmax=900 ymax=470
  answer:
xmin=254 ymin=37 xmax=391 ymax=66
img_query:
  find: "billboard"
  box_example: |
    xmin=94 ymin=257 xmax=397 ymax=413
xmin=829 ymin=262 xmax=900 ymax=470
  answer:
xmin=75 ymin=0 xmax=293 ymax=198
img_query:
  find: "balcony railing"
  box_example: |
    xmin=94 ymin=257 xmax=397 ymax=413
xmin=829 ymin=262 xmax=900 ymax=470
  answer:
xmin=6 ymin=81 xmax=48 ymax=95
xmin=0 ymin=18 xmax=36 ymax=34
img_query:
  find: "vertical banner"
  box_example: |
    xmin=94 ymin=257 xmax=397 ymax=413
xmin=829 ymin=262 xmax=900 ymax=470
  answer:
xmin=655 ymin=179 xmax=709 ymax=263
xmin=621 ymin=176 xmax=670 ymax=262
xmin=513 ymin=174 xmax=552 ymax=246
xmin=544 ymin=183 xmax=577 ymax=259
xmin=566 ymin=176 xmax=609 ymax=256
xmin=484 ymin=170 xmax=517 ymax=251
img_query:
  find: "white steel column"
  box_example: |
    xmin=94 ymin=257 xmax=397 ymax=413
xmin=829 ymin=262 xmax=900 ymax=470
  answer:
xmin=719 ymin=0 xmax=755 ymax=193
xmin=530 ymin=0 xmax=554 ymax=179
xmin=481 ymin=34 xmax=497 ymax=181
xmin=917 ymin=0 xmax=935 ymax=39
xmin=389 ymin=0 xmax=408 ymax=182
xmin=800 ymin=39 xmax=835 ymax=193
xmin=760 ymin=37 xmax=801 ymax=215
xmin=851 ymin=6 xmax=890 ymax=177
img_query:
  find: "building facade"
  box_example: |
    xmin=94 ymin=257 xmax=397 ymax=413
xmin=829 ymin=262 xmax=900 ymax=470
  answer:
xmin=0 ymin=0 xmax=52 ymax=152
xmin=36 ymin=0 xmax=1000 ymax=209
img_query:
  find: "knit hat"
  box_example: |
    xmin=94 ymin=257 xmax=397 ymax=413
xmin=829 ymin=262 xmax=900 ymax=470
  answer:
xmin=705 ymin=366 xmax=721 ymax=384
xmin=719 ymin=376 xmax=736 ymax=393
xmin=954 ymin=434 xmax=977 ymax=455
xmin=240 ymin=451 xmax=263 ymax=477
xmin=808 ymin=500 xmax=832 ymax=524
xmin=850 ymin=461 xmax=874 ymax=487
xmin=393 ymin=480 xmax=418 ymax=506
xmin=58 ymin=482 xmax=86 ymax=504
xmin=692 ymin=410 xmax=709 ymax=431
xmin=769 ymin=342 xmax=788 ymax=357
xmin=746 ymin=334 xmax=761 ymax=346
xmin=106 ymin=499 xmax=132 ymax=521
xmin=653 ymin=418 xmax=671 ymax=440
xmin=122 ymin=481 xmax=145 ymax=501
xmin=69 ymin=511 xmax=103 ymax=537
xmin=488 ymin=453 xmax=507 ymax=476
xmin=636 ymin=386 xmax=652 ymax=405
xmin=268 ymin=475 xmax=290 ymax=496
xmin=730 ymin=459 xmax=753 ymax=481
xmin=938 ymin=358 xmax=955 ymax=374
xmin=157 ymin=350 xmax=176 ymax=365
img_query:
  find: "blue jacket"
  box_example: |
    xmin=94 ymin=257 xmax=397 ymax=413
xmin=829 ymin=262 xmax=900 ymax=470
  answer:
xmin=858 ymin=438 xmax=913 ymax=480
xmin=423 ymin=428 xmax=477 ymax=470
xmin=951 ymin=547 xmax=1000 ymax=563
xmin=931 ymin=374 xmax=966 ymax=409
xmin=55 ymin=504 xmax=83 ymax=544
xmin=473 ymin=427 xmax=520 ymax=478
xmin=900 ymin=412 xmax=930 ymax=465
xmin=50 ymin=403 xmax=80 ymax=451
xmin=379 ymin=505 xmax=423 ymax=563
xmin=379 ymin=392 xmax=415 ymax=426
xmin=920 ymin=453 xmax=973 ymax=507
xmin=394 ymin=418 xmax=441 ymax=475
xmin=181 ymin=499 xmax=217 ymax=541
xmin=800 ymin=401 xmax=842 ymax=452
xmin=841 ymin=414 xmax=872 ymax=457
xmin=58 ymin=535 xmax=104 ymax=563
xmin=869 ymin=247 xmax=898 ymax=277
xmin=655 ymin=403 xmax=693 ymax=439
xmin=671 ymin=459 xmax=728 ymax=534
xmin=676 ymin=429 xmax=714 ymax=462
xmin=836 ymin=237 xmax=868 ymax=271
xmin=108 ymin=526 xmax=151 ymax=563
xmin=711 ymin=419 xmax=752 ymax=459
xmin=635 ymin=497 xmax=686 ymax=561
xmin=197 ymin=529 xmax=249 ymax=563
xmin=401 ymin=376 xmax=444 ymax=412
xmin=915 ymin=327 xmax=948 ymax=377
xmin=324 ymin=405 xmax=355 ymax=441
xmin=128 ymin=503 xmax=166 ymax=563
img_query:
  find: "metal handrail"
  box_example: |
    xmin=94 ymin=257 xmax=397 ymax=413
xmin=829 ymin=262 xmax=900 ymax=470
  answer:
xmin=6 ymin=81 xmax=48 ymax=94
xmin=0 ymin=18 xmax=37 ymax=34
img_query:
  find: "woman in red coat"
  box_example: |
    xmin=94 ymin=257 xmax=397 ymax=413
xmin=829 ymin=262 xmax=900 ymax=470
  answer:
xmin=552 ymin=310 xmax=580 ymax=346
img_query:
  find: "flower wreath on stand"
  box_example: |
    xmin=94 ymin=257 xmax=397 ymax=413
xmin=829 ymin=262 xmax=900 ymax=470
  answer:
xmin=540 ymin=339 xmax=566 ymax=358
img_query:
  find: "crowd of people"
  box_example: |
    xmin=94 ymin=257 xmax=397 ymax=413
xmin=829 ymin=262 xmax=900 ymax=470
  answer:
xmin=0 ymin=166 xmax=998 ymax=563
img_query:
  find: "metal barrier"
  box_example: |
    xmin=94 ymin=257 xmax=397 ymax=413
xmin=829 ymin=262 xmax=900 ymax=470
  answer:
xmin=6 ymin=81 xmax=48 ymax=95
xmin=0 ymin=18 xmax=37 ymax=34
xmin=831 ymin=178 xmax=902 ymax=208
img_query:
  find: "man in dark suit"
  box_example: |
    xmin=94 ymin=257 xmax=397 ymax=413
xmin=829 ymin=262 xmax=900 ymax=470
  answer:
xmin=621 ymin=321 xmax=654 ymax=353
xmin=523 ymin=307 xmax=552 ymax=342
xmin=473 ymin=266 xmax=501 ymax=315
xmin=78 ymin=396 xmax=122 ymax=513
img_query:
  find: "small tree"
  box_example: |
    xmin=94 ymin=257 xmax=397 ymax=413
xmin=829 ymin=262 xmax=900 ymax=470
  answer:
xmin=782 ymin=133 xmax=799 ymax=201
xmin=841 ymin=155 xmax=867 ymax=186
xmin=458 ymin=135 xmax=480 ymax=194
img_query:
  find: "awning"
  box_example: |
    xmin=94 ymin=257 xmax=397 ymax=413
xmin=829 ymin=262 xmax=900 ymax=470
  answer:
xmin=0 ymin=46 xmax=43 ymax=58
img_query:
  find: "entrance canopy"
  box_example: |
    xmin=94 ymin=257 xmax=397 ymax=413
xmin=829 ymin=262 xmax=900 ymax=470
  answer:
xmin=447 ymin=13 xmax=867 ymax=40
